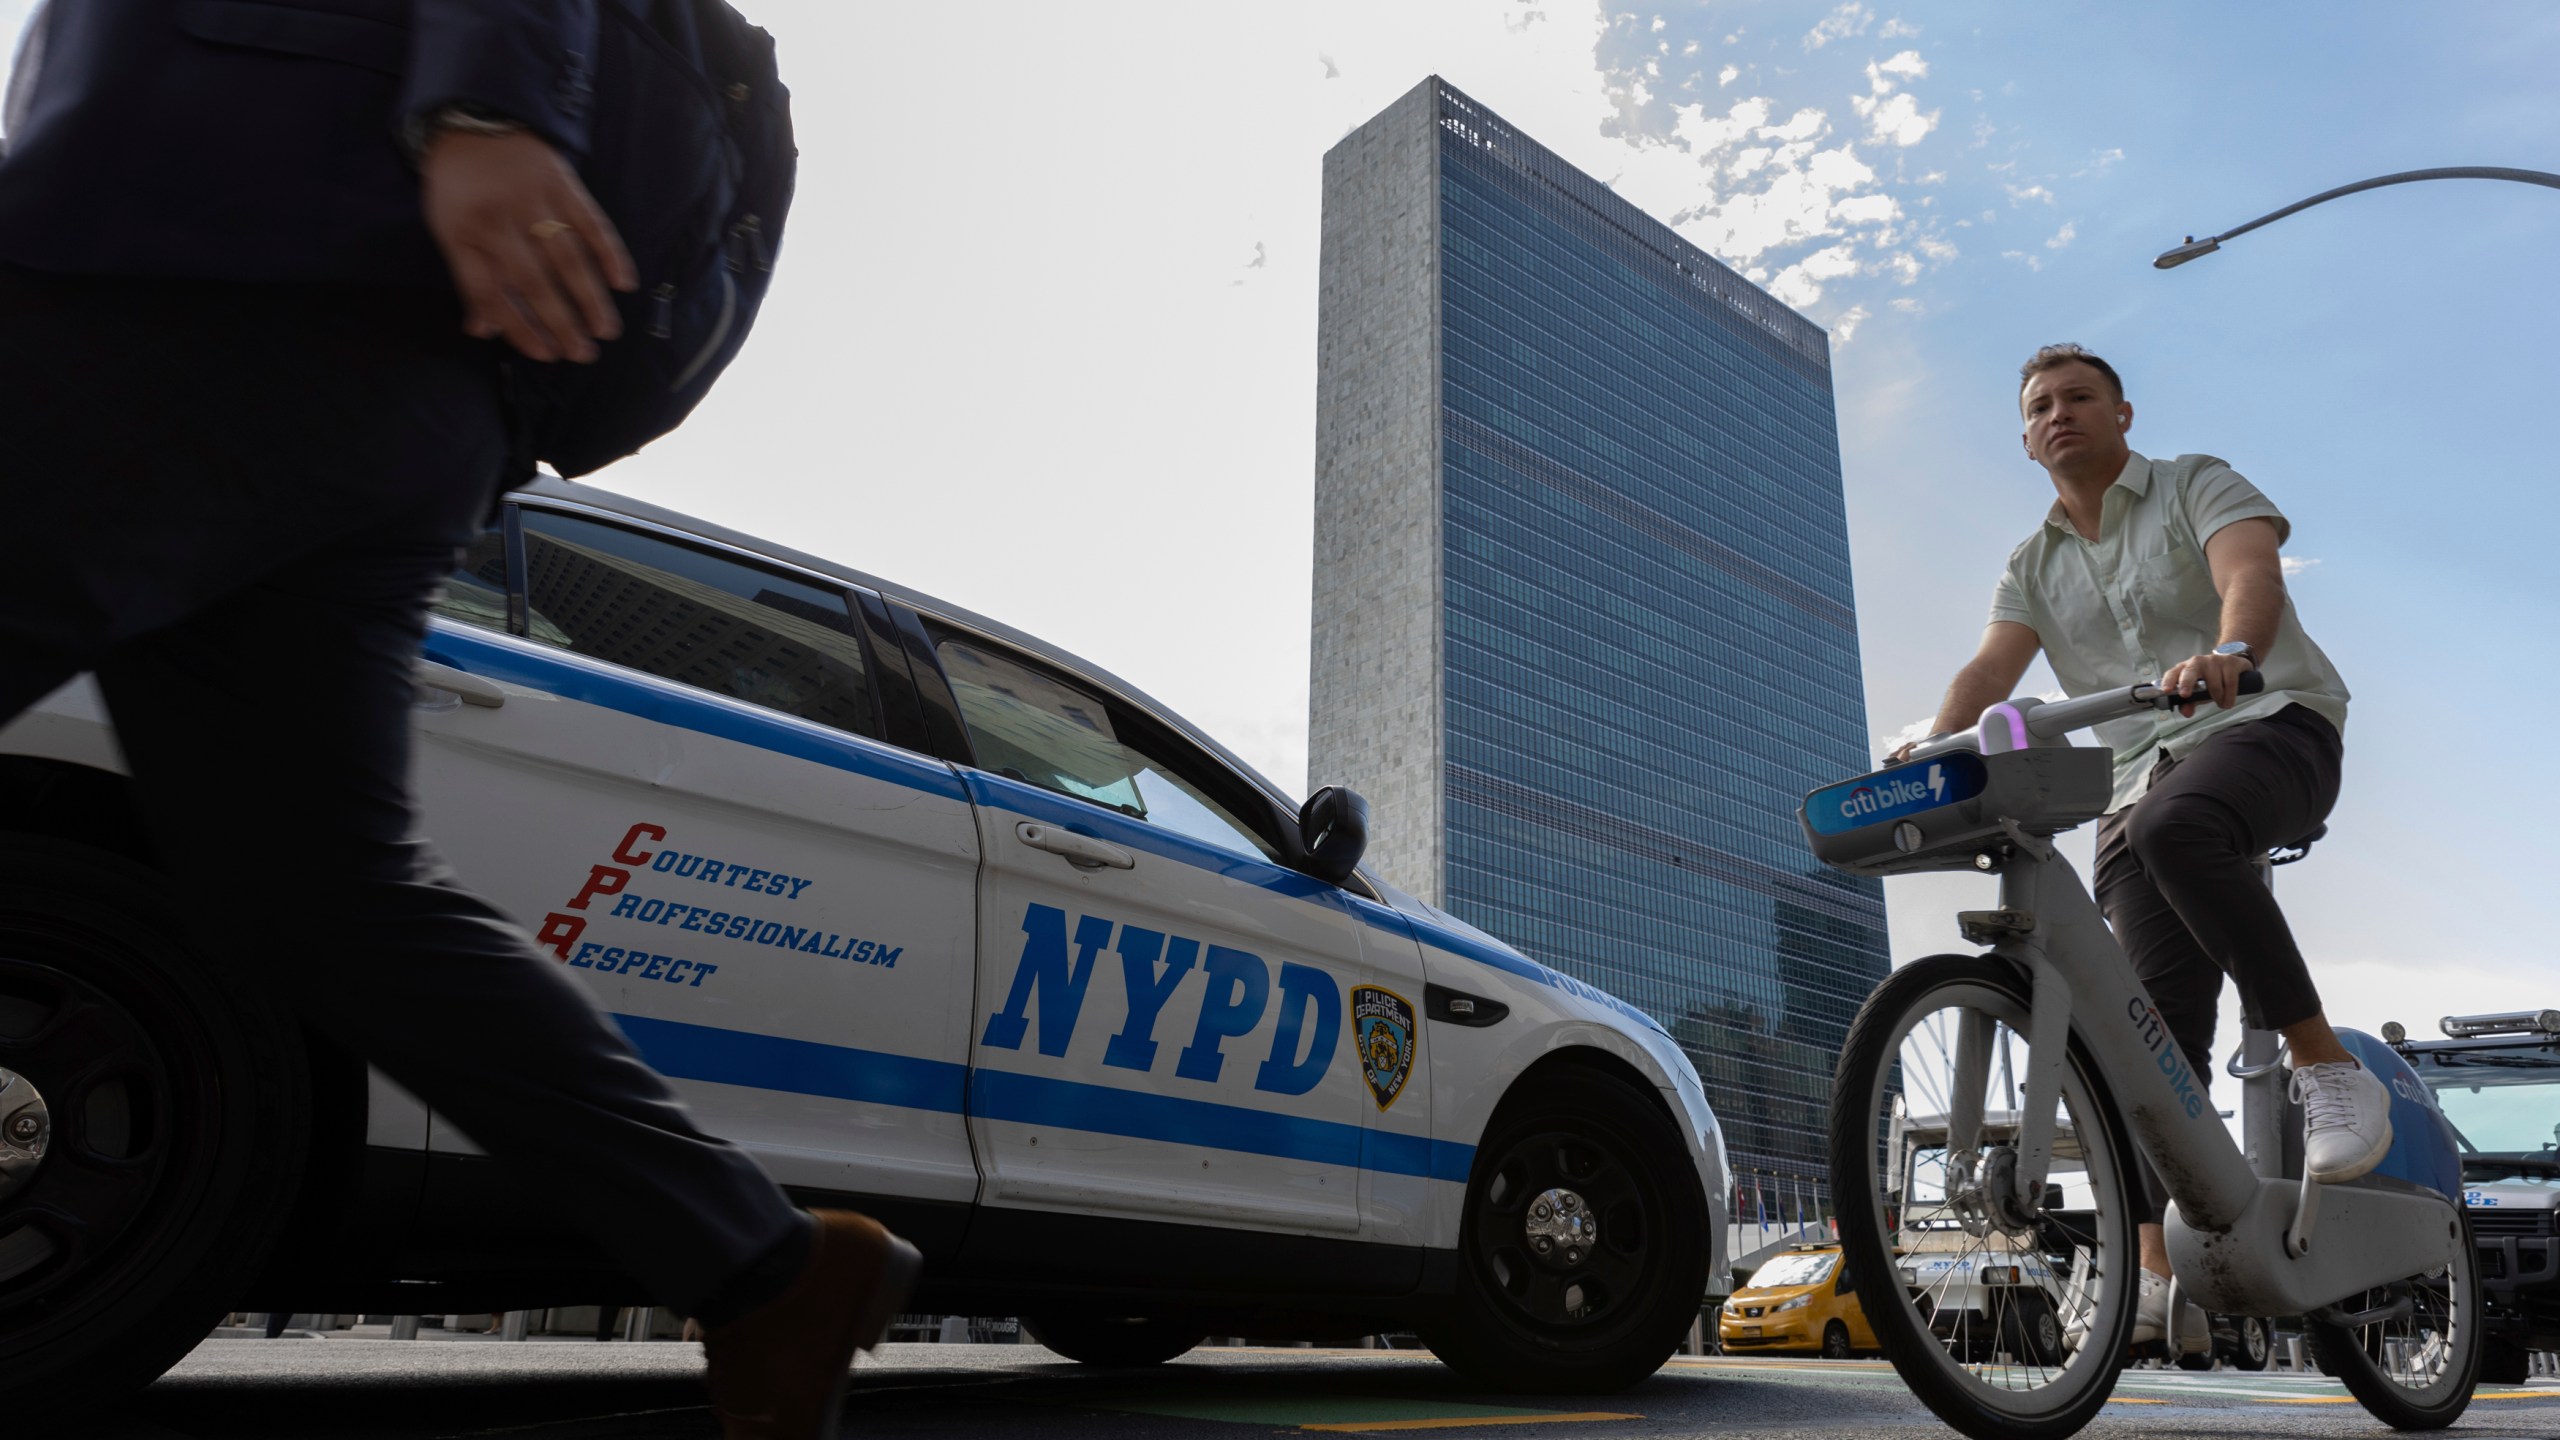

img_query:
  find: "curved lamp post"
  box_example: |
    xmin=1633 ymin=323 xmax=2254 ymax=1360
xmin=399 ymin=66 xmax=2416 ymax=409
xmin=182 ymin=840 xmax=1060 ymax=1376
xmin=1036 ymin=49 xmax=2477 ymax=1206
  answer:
xmin=2155 ymin=166 xmax=2560 ymax=269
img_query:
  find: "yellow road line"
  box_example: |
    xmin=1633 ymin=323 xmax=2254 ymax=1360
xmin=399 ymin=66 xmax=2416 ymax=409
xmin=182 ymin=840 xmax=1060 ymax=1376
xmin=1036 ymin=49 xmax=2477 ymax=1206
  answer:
xmin=1302 ymin=1413 xmax=1639 ymax=1433
xmin=2105 ymin=1397 xmax=2163 ymax=1403
xmin=2471 ymin=1390 xmax=2560 ymax=1400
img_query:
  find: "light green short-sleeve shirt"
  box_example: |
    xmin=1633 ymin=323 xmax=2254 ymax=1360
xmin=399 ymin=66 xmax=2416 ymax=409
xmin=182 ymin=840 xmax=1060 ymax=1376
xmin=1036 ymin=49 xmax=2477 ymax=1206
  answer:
xmin=1988 ymin=450 xmax=2350 ymax=809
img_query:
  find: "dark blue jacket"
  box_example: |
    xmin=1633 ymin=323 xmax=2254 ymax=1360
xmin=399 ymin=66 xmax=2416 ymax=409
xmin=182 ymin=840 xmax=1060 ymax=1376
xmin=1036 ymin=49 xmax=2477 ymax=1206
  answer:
xmin=0 ymin=0 xmax=598 ymax=286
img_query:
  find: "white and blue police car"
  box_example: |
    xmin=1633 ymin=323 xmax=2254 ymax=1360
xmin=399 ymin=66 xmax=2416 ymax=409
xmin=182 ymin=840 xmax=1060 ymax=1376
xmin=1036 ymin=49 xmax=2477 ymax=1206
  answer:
xmin=0 ymin=475 xmax=1728 ymax=1399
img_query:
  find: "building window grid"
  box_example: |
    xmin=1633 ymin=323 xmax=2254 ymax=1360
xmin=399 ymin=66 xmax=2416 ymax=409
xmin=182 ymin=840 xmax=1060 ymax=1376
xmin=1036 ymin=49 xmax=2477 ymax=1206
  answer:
xmin=1411 ymin=87 xmax=1888 ymax=1191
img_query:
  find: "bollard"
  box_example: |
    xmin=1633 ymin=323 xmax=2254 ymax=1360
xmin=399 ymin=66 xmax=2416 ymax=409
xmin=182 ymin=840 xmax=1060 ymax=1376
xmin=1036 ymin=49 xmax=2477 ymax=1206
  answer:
xmin=938 ymin=1316 xmax=969 ymax=1343
xmin=623 ymin=1307 xmax=655 ymax=1343
xmin=2286 ymin=1336 xmax=2304 ymax=1371
xmin=501 ymin=1310 xmax=530 ymax=1342
xmin=389 ymin=1315 xmax=421 ymax=1341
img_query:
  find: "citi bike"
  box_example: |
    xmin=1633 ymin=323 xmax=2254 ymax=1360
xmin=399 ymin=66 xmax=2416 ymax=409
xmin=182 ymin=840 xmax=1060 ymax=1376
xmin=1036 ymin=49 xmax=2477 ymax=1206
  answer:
xmin=1804 ymin=675 xmax=2476 ymax=1439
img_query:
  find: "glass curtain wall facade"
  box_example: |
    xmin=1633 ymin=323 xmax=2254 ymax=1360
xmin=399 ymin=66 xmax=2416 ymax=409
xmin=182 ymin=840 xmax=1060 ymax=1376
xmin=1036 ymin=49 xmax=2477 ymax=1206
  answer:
xmin=1312 ymin=79 xmax=1888 ymax=1203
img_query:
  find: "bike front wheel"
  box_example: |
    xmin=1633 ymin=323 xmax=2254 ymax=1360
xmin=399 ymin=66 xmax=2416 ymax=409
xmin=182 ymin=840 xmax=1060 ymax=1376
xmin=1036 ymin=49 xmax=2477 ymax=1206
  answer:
xmin=1828 ymin=955 xmax=2142 ymax=1440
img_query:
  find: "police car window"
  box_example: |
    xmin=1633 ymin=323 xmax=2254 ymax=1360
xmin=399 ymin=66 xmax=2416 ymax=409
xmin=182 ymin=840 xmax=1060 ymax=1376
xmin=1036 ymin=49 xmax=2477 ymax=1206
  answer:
xmin=429 ymin=526 xmax=510 ymax=633
xmin=933 ymin=636 xmax=1280 ymax=863
xmin=517 ymin=510 xmax=878 ymax=739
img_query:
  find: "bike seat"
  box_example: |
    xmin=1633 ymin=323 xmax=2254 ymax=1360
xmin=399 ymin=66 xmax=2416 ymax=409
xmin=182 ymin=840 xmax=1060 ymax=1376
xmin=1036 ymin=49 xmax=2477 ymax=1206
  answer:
xmin=2268 ymin=822 xmax=2326 ymax=865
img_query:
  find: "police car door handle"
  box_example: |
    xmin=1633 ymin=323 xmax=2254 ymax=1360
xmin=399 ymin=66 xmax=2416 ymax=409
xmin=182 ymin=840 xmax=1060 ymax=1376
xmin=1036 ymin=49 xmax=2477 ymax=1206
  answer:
xmin=1014 ymin=821 xmax=1134 ymax=871
xmin=412 ymin=661 xmax=507 ymax=709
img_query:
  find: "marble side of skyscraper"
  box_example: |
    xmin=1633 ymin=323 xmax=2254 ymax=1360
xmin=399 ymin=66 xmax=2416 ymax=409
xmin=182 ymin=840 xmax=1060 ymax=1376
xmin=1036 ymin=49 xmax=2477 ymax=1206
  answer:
xmin=1309 ymin=77 xmax=1889 ymax=1203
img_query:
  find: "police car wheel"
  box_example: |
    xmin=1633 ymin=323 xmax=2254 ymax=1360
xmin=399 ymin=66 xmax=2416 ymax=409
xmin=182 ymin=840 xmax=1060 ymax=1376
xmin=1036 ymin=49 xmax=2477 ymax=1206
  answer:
xmin=2229 ymin=1315 xmax=2272 ymax=1372
xmin=0 ymin=838 xmax=312 ymax=1414
xmin=1421 ymin=1066 xmax=1708 ymax=1394
xmin=1020 ymin=1314 xmax=1205 ymax=1367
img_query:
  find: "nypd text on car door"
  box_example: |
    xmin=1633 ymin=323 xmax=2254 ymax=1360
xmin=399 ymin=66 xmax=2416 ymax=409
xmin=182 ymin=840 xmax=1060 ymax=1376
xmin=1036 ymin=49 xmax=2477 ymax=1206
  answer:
xmin=937 ymin=628 xmax=1424 ymax=1240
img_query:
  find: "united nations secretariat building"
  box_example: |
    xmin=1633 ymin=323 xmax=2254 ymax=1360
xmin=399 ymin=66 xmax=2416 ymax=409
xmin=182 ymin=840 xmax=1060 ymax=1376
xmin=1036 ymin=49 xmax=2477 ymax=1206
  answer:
xmin=1309 ymin=78 xmax=1889 ymax=1224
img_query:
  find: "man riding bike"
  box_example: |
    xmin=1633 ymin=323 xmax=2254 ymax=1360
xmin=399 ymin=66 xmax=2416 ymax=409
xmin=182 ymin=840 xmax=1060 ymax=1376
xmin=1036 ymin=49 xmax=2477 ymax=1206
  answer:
xmin=1889 ymin=343 xmax=2381 ymax=1346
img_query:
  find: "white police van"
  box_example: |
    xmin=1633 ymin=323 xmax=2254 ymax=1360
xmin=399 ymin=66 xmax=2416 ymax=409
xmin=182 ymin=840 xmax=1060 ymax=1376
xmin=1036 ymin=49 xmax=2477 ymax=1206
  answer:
xmin=0 ymin=476 xmax=1727 ymax=1398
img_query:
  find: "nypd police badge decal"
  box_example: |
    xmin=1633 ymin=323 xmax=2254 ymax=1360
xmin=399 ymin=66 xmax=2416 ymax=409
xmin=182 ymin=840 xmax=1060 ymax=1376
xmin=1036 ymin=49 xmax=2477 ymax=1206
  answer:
xmin=1352 ymin=985 xmax=1416 ymax=1112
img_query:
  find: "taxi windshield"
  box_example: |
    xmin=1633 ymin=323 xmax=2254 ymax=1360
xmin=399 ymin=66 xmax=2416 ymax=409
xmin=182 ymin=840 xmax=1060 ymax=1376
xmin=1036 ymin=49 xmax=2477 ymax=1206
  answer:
xmin=1748 ymin=1251 xmax=1837 ymax=1289
xmin=2428 ymin=1053 xmax=2560 ymax=1158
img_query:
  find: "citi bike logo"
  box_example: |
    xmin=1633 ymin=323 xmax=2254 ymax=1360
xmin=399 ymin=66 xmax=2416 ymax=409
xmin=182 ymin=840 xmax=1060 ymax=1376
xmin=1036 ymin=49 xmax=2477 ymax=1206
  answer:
xmin=2127 ymin=998 xmax=2207 ymax=1120
xmin=1838 ymin=765 xmax=1946 ymax=825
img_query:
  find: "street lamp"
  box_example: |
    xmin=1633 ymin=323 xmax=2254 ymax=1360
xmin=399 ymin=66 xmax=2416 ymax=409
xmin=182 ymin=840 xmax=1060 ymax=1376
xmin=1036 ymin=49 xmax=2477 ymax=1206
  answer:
xmin=2155 ymin=166 xmax=2560 ymax=269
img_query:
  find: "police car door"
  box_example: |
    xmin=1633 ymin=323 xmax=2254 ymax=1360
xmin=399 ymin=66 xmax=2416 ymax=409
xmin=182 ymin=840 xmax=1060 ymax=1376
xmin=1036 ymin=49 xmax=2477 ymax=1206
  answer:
xmin=930 ymin=627 xmax=1380 ymax=1237
xmin=409 ymin=505 xmax=978 ymax=1209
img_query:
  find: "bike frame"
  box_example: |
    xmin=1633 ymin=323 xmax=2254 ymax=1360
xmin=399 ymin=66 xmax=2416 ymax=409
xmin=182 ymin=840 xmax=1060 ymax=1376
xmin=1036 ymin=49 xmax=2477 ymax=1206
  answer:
xmin=1918 ymin=692 xmax=2457 ymax=1318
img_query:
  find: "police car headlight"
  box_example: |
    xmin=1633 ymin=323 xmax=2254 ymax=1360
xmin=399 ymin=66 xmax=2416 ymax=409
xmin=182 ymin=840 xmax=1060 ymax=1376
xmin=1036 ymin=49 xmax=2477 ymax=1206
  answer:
xmin=1772 ymin=1294 xmax=1813 ymax=1313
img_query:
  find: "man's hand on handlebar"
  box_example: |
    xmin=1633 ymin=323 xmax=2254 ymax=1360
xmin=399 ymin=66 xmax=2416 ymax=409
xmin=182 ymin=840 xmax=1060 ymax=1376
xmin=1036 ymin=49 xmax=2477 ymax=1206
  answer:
xmin=2158 ymin=650 xmax=2257 ymax=718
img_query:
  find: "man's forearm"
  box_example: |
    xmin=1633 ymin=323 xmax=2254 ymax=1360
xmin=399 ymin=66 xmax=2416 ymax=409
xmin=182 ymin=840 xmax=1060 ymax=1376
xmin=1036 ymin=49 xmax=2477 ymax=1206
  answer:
xmin=2219 ymin=570 xmax=2285 ymax=662
xmin=1929 ymin=660 xmax=2019 ymax=738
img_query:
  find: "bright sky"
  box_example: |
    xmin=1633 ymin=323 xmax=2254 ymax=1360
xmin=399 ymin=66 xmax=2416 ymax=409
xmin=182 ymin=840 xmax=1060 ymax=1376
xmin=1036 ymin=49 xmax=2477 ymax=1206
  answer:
xmin=7 ymin=3 xmax=2555 ymax=1049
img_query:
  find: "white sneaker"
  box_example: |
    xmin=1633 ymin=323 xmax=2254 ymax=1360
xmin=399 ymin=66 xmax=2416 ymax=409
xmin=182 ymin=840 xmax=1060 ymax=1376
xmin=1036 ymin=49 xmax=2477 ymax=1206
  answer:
xmin=2294 ymin=1060 xmax=2393 ymax=1183
xmin=2131 ymin=1267 xmax=2207 ymax=1347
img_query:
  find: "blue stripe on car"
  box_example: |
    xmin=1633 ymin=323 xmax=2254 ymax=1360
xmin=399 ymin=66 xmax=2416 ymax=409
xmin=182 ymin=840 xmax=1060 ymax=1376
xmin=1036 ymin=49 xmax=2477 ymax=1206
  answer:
xmin=614 ymin=1012 xmax=1475 ymax=1181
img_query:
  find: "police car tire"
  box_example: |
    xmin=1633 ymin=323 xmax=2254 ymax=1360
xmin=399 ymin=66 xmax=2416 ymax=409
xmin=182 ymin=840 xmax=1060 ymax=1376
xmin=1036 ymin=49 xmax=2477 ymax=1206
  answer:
xmin=0 ymin=838 xmax=313 ymax=1415
xmin=1019 ymin=1314 xmax=1206 ymax=1367
xmin=1420 ymin=1066 xmax=1709 ymax=1394
xmin=2478 ymin=1336 xmax=2530 ymax=1387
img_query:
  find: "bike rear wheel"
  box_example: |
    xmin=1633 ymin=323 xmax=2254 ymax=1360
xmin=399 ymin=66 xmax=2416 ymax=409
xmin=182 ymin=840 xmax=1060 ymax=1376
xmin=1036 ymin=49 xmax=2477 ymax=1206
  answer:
xmin=1828 ymin=955 xmax=2141 ymax=1440
xmin=2303 ymin=1211 xmax=2478 ymax=1429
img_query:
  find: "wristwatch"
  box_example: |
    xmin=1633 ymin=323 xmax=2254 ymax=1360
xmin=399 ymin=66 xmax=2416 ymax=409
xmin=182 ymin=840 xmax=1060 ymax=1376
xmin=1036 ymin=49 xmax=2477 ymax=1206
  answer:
xmin=403 ymin=103 xmax=525 ymax=164
xmin=2212 ymin=640 xmax=2257 ymax=668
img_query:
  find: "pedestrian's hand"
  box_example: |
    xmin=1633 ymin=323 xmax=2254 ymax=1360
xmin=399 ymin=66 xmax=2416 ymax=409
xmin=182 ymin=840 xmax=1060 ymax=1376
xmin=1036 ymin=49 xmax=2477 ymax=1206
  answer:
xmin=2158 ymin=651 xmax=2253 ymax=718
xmin=421 ymin=130 xmax=637 ymax=364
xmin=1883 ymin=740 xmax=1919 ymax=766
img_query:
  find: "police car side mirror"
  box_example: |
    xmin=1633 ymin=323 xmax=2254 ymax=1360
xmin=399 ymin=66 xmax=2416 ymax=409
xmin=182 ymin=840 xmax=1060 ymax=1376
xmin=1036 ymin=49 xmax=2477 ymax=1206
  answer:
xmin=1297 ymin=785 xmax=1370 ymax=887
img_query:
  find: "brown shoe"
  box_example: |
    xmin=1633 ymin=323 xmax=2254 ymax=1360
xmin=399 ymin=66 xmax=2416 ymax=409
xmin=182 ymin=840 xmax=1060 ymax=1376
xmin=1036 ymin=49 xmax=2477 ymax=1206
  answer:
xmin=703 ymin=1210 xmax=922 ymax=1440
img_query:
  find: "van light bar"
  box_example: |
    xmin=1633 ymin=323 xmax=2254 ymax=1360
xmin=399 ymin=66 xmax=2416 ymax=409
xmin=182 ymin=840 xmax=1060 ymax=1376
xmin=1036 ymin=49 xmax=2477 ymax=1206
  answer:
xmin=2440 ymin=1010 xmax=2560 ymax=1039
xmin=1977 ymin=1264 xmax=2024 ymax=1286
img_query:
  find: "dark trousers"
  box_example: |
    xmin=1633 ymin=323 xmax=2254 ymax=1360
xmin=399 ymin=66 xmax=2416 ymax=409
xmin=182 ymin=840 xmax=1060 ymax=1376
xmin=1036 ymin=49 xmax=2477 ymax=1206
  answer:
xmin=2094 ymin=704 xmax=2344 ymax=1223
xmin=0 ymin=265 xmax=808 ymax=1321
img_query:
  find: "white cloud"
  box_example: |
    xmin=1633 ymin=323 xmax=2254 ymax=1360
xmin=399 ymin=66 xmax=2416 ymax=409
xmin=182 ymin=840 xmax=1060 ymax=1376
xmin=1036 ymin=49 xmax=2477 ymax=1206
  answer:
xmin=2002 ymin=249 xmax=2042 ymax=272
xmin=2005 ymin=182 xmax=2054 ymax=205
xmin=1879 ymin=17 xmax=1919 ymax=38
xmin=1875 ymin=712 xmax=1941 ymax=756
xmin=1718 ymin=62 xmax=1739 ymax=86
xmin=1804 ymin=2 xmax=1872 ymax=49
xmin=2281 ymin=556 xmax=2321 ymax=577
xmin=2075 ymin=146 xmax=2125 ymax=177
xmin=1889 ymin=296 xmax=1922 ymax=312
xmin=1831 ymin=303 xmax=1872 ymax=344
xmin=1874 ymin=49 xmax=1928 ymax=80
xmin=2045 ymin=220 xmax=2076 ymax=249
xmin=1855 ymin=89 xmax=1938 ymax=146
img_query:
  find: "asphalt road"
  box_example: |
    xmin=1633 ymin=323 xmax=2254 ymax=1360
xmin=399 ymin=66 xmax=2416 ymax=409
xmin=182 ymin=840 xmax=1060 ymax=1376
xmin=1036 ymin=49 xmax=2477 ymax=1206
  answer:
xmin=76 ymin=1340 xmax=2560 ymax=1440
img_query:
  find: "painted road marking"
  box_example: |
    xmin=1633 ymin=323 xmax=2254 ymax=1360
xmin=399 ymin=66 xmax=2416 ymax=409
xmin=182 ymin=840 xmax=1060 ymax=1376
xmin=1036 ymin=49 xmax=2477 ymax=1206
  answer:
xmin=1303 ymin=1415 xmax=1641 ymax=1433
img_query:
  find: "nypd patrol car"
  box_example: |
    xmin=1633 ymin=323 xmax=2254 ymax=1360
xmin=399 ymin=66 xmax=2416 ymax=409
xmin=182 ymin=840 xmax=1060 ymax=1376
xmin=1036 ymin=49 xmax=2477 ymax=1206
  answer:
xmin=0 ymin=475 xmax=1727 ymax=1399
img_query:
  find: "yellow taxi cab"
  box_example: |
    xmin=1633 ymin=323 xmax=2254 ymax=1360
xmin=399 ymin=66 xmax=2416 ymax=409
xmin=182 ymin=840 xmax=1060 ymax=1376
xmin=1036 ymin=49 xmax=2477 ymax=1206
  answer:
xmin=1717 ymin=1243 xmax=1877 ymax=1358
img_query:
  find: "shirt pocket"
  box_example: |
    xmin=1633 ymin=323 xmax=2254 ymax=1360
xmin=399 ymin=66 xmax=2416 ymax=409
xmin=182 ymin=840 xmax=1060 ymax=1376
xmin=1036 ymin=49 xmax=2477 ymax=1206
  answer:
xmin=2130 ymin=547 xmax=2218 ymax=629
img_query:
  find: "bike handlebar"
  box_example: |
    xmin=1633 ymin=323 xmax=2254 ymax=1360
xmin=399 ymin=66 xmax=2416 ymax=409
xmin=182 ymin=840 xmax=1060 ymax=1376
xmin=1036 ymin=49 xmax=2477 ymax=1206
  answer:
xmin=1901 ymin=671 xmax=2265 ymax=764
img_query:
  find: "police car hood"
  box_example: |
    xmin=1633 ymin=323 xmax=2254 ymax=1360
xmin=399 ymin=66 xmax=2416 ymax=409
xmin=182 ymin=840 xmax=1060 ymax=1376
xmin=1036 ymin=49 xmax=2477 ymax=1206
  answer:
xmin=2466 ymin=1172 xmax=2560 ymax=1210
xmin=1371 ymin=880 xmax=1673 ymax=1043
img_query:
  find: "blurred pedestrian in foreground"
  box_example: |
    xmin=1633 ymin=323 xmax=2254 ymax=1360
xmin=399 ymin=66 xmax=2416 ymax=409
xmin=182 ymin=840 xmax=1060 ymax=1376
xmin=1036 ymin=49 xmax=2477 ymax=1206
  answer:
xmin=0 ymin=4 xmax=912 ymax=1436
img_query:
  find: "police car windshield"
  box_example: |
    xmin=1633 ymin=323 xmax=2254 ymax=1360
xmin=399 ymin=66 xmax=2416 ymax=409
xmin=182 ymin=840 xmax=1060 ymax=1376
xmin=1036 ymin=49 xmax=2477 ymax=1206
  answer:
xmin=2428 ymin=1060 xmax=2560 ymax=1157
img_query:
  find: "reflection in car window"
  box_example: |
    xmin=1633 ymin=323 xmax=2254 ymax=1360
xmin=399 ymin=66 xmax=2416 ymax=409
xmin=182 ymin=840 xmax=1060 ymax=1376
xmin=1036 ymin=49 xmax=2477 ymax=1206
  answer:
xmin=518 ymin=510 xmax=877 ymax=739
xmin=430 ymin=527 xmax=511 ymax=633
xmin=934 ymin=636 xmax=1278 ymax=862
